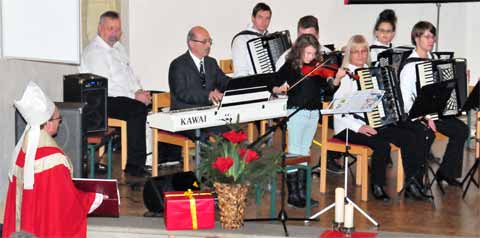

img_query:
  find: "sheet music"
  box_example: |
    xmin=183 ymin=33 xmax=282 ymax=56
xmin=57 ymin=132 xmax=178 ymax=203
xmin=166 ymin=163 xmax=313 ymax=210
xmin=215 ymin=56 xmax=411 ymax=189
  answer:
xmin=322 ymin=89 xmax=385 ymax=115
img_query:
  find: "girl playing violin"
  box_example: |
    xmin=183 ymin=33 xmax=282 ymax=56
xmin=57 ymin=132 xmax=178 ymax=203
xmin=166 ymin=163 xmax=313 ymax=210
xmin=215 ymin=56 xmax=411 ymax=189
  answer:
xmin=271 ymin=34 xmax=340 ymax=208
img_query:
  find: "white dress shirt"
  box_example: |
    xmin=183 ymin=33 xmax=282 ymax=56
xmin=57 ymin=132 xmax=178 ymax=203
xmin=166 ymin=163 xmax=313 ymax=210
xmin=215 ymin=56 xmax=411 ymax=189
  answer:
xmin=189 ymin=50 xmax=204 ymax=72
xmin=79 ymin=35 xmax=142 ymax=99
xmin=333 ymin=64 xmax=368 ymax=134
xmin=399 ymin=50 xmax=432 ymax=113
xmin=231 ymin=23 xmax=267 ymax=77
xmin=370 ymin=39 xmax=391 ymax=64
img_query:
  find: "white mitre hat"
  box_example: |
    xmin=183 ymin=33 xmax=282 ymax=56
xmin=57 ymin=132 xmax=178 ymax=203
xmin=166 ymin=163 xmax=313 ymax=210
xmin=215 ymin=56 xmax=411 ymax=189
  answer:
xmin=9 ymin=81 xmax=55 ymax=189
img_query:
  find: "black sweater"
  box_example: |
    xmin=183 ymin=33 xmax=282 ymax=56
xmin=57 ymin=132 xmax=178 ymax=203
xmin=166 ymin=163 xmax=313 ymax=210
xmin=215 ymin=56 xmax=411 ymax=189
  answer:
xmin=272 ymin=62 xmax=338 ymax=110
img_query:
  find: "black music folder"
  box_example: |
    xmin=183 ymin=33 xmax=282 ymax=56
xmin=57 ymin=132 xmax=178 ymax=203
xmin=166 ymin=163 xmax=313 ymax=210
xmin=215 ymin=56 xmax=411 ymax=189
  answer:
xmin=228 ymin=72 xmax=276 ymax=90
xmin=462 ymin=81 xmax=479 ymax=111
xmin=73 ymin=178 xmax=120 ymax=217
xmin=408 ymin=81 xmax=455 ymax=119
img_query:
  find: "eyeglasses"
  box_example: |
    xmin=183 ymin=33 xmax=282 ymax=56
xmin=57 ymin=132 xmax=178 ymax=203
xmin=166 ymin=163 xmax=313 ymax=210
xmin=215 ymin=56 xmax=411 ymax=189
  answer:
xmin=49 ymin=116 xmax=63 ymax=123
xmin=421 ymin=35 xmax=437 ymax=40
xmin=376 ymin=29 xmax=394 ymax=34
xmin=191 ymin=38 xmax=213 ymax=45
xmin=350 ymin=49 xmax=368 ymax=55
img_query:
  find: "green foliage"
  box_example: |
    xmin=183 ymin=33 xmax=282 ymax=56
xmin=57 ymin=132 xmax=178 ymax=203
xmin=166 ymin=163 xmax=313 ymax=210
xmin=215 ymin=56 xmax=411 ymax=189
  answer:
xmin=198 ymin=127 xmax=281 ymax=196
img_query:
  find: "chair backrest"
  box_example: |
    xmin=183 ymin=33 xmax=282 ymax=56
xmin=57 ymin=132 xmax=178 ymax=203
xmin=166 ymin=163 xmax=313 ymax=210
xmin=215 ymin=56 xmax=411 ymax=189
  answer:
xmin=152 ymin=92 xmax=171 ymax=113
xmin=219 ymin=59 xmax=234 ymax=74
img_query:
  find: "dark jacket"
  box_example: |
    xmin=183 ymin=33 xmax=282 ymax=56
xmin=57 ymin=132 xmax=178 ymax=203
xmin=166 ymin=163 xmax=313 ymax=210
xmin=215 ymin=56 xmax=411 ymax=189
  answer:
xmin=168 ymin=51 xmax=229 ymax=110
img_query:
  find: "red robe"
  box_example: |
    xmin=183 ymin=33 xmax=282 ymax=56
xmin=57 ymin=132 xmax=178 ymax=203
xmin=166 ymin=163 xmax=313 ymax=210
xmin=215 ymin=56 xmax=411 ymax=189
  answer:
xmin=3 ymin=132 xmax=96 ymax=238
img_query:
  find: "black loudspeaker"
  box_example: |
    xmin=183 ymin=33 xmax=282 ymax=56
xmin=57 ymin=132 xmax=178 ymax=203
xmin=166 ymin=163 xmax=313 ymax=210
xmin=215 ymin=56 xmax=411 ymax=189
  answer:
xmin=15 ymin=102 xmax=87 ymax=178
xmin=143 ymin=172 xmax=200 ymax=214
xmin=63 ymin=73 xmax=107 ymax=133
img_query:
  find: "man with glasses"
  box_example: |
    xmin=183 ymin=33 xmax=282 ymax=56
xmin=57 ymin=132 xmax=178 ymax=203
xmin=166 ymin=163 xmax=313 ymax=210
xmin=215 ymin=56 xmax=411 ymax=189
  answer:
xmin=80 ymin=11 xmax=151 ymax=177
xmin=399 ymin=21 xmax=469 ymax=195
xmin=168 ymin=26 xmax=229 ymax=140
xmin=3 ymin=82 xmax=105 ymax=237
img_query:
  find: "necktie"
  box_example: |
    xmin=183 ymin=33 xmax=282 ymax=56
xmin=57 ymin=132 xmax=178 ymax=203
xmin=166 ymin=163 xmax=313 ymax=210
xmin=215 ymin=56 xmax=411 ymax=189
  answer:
xmin=199 ymin=60 xmax=206 ymax=88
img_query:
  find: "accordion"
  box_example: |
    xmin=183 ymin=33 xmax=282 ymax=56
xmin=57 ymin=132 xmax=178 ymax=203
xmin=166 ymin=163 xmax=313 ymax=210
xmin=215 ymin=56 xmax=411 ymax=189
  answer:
xmin=415 ymin=58 xmax=468 ymax=117
xmin=247 ymin=30 xmax=292 ymax=74
xmin=355 ymin=66 xmax=406 ymax=128
xmin=376 ymin=46 xmax=414 ymax=75
xmin=323 ymin=51 xmax=344 ymax=67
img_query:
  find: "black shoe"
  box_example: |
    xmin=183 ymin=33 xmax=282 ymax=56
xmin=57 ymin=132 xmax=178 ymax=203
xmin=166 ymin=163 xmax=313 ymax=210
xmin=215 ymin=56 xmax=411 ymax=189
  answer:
xmin=436 ymin=172 xmax=462 ymax=187
xmin=297 ymin=169 xmax=319 ymax=207
xmin=371 ymin=184 xmax=390 ymax=201
xmin=286 ymin=172 xmax=305 ymax=208
xmin=327 ymin=159 xmax=344 ymax=174
xmin=95 ymin=163 xmax=107 ymax=174
xmin=405 ymin=178 xmax=431 ymax=201
xmin=125 ymin=165 xmax=151 ymax=177
xmin=386 ymin=157 xmax=393 ymax=168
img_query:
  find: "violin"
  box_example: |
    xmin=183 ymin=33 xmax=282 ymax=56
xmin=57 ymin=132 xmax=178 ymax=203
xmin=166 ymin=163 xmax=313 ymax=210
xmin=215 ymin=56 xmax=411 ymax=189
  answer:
xmin=301 ymin=60 xmax=359 ymax=80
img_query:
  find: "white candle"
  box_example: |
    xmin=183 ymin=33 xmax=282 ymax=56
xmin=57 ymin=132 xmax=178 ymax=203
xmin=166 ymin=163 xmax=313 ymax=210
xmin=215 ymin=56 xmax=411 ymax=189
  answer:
xmin=344 ymin=203 xmax=354 ymax=228
xmin=334 ymin=187 xmax=345 ymax=223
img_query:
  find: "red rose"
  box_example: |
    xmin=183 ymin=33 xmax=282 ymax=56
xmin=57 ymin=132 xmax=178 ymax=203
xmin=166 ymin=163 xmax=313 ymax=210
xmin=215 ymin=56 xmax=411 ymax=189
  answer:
xmin=222 ymin=130 xmax=247 ymax=144
xmin=212 ymin=156 xmax=234 ymax=173
xmin=238 ymin=148 xmax=259 ymax=163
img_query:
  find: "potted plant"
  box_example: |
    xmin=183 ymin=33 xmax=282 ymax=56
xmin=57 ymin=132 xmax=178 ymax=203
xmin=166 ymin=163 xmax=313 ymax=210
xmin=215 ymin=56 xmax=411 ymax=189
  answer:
xmin=198 ymin=128 xmax=280 ymax=229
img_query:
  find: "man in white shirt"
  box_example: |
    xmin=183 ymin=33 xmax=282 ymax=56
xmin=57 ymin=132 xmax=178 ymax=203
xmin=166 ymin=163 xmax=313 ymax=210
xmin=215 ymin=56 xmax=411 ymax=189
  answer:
xmin=400 ymin=21 xmax=468 ymax=187
xmin=80 ymin=11 xmax=151 ymax=177
xmin=231 ymin=2 xmax=271 ymax=77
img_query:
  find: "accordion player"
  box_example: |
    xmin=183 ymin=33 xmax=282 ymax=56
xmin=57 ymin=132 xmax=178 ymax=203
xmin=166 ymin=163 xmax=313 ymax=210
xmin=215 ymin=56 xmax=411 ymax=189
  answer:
xmin=355 ymin=66 xmax=407 ymax=128
xmin=247 ymin=30 xmax=292 ymax=74
xmin=415 ymin=58 xmax=468 ymax=117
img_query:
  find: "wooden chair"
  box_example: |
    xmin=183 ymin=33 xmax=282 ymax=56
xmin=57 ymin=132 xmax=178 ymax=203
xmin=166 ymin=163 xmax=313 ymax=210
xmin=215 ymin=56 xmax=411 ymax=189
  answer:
xmin=151 ymin=92 xmax=195 ymax=176
xmin=218 ymin=59 xmax=255 ymax=143
xmin=108 ymin=118 xmax=127 ymax=170
xmin=319 ymin=102 xmax=402 ymax=201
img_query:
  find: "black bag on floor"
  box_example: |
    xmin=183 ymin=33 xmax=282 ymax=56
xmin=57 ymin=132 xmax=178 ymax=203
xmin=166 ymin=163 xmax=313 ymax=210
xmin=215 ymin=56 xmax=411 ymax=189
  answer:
xmin=143 ymin=171 xmax=200 ymax=214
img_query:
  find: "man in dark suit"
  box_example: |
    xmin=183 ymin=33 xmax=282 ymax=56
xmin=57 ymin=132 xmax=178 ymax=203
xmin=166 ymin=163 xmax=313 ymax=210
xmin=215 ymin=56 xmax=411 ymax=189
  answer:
xmin=168 ymin=26 xmax=230 ymax=139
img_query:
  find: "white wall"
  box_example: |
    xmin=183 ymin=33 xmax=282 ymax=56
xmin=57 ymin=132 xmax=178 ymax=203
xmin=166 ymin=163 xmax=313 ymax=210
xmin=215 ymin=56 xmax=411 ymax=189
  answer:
xmin=128 ymin=1 xmax=479 ymax=91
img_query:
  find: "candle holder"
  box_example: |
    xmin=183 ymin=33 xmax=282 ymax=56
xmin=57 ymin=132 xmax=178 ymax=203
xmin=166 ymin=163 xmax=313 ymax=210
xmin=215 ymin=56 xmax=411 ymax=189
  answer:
xmin=341 ymin=226 xmax=355 ymax=237
xmin=332 ymin=220 xmax=343 ymax=231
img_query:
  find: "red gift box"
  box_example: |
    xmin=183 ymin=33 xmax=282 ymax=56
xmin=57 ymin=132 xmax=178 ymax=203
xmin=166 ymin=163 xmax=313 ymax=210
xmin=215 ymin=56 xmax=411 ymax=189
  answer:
xmin=164 ymin=190 xmax=215 ymax=230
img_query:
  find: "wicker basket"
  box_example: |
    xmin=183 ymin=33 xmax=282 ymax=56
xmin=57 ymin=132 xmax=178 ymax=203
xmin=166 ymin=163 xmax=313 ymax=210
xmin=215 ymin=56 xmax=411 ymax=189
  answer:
xmin=214 ymin=182 xmax=249 ymax=229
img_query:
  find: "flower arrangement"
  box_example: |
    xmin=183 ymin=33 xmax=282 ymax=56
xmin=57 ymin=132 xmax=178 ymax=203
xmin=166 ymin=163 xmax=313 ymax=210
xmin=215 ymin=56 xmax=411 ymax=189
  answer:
xmin=198 ymin=128 xmax=281 ymax=193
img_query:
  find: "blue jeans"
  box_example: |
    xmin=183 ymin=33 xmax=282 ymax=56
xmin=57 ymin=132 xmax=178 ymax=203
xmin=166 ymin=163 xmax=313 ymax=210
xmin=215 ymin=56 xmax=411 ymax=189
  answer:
xmin=286 ymin=109 xmax=320 ymax=156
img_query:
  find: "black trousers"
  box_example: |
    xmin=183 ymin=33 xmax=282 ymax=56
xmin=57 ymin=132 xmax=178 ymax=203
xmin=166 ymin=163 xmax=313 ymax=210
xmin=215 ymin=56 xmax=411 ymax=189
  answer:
xmin=107 ymin=96 xmax=147 ymax=169
xmin=435 ymin=117 xmax=469 ymax=178
xmin=397 ymin=121 xmax=435 ymax=181
xmin=335 ymin=124 xmax=428 ymax=186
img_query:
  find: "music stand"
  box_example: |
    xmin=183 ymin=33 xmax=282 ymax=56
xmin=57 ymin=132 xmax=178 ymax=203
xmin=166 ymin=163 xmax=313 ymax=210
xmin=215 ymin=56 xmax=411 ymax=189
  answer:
xmin=460 ymin=82 xmax=479 ymax=198
xmin=398 ymin=81 xmax=455 ymax=203
xmin=243 ymin=102 xmax=318 ymax=237
xmin=308 ymin=89 xmax=385 ymax=227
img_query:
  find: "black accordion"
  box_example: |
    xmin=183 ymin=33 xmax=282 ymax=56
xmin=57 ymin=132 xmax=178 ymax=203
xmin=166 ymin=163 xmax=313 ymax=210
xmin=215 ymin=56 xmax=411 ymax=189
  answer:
xmin=376 ymin=46 xmax=413 ymax=75
xmin=247 ymin=30 xmax=292 ymax=74
xmin=355 ymin=66 xmax=406 ymax=128
xmin=415 ymin=58 xmax=468 ymax=117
